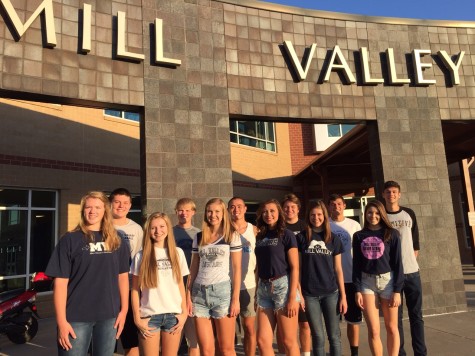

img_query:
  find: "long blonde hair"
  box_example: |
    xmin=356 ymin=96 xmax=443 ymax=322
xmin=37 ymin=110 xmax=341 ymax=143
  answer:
xmin=138 ymin=212 xmax=181 ymax=289
xmin=200 ymin=198 xmax=234 ymax=245
xmin=74 ymin=191 xmax=120 ymax=251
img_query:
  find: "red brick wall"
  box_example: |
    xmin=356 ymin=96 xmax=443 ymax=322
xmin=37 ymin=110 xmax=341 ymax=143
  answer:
xmin=288 ymin=123 xmax=318 ymax=174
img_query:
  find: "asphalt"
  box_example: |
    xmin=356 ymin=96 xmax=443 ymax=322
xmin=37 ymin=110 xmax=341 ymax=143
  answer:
xmin=2 ymin=265 xmax=475 ymax=356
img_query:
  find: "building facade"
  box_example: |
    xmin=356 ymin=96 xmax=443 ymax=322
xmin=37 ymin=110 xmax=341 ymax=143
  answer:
xmin=1 ymin=0 xmax=475 ymax=314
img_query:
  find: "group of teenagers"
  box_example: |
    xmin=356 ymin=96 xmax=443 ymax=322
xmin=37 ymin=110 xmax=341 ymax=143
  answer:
xmin=45 ymin=180 xmax=427 ymax=356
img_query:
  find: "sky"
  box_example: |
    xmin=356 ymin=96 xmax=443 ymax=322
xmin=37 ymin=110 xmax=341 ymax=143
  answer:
xmin=261 ymin=0 xmax=475 ymax=21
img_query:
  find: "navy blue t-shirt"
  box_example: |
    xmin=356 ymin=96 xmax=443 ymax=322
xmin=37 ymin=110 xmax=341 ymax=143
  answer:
xmin=255 ymin=229 xmax=297 ymax=280
xmin=46 ymin=230 xmax=130 ymax=322
xmin=297 ymin=230 xmax=343 ymax=296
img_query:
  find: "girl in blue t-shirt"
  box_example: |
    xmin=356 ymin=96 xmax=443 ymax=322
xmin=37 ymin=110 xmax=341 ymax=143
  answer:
xmin=254 ymin=199 xmax=300 ymax=355
xmin=130 ymin=212 xmax=189 ymax=356
xmin=297 ymin=200 xmax=347 ymax=356
xmin=45 ymin=191 xmax=130 ymax=356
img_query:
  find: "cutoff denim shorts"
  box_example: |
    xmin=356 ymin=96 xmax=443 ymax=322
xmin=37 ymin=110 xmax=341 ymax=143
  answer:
xmin=191 ymin=280 xmax=231 ymax=319
xmin=142 ymin=313 xmax=178 ymax=333
xmin=257 ymin=275 xmax=300 ymax=311
xmin=361 ymin=271 xmax=394 ymax=300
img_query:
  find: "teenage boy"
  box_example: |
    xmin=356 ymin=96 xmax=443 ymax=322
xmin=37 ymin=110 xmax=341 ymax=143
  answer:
xmin=110 ymin=188 xmax=143 ymax=356
xmin=173 ymin=198 xmax=200 ymax=356
xmin=328 ymin=194 xmax=362 ymax=356
xmin=383 ymin=181 xmax=427 ymax=356
xmin=228 ymin=197 xmax=258 ymax=356
xmin=282 ymin=193 xmax=310 ymax=356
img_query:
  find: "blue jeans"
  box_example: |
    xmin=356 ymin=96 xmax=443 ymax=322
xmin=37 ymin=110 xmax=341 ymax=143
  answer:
xmin=57 ymin=318 xmax=116 ymax=356
xmin=304 ymin=290 xmax=341 ymax=356
xmin=398 ymin=271 xmax=427 ymax=356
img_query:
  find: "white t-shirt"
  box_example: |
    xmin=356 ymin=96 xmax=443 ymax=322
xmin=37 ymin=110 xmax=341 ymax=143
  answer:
xmin=130 ymin=247 xmax=189 ymax=317
xmin=330 ymin=218 xmax=361 ymax=283
xmin=192 ymin=232 xmax=242 ymax=285
xmin=240 ymin=223 xmax=257 ymax=290
xmin=115 ymin=219 xmax=143 ymax=259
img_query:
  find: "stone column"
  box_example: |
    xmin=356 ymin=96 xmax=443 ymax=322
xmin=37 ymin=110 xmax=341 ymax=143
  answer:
xmin=374 ymin=96 xmax=466 ymax=314
xmin=141 ymin=0 xmax=233 ymax=219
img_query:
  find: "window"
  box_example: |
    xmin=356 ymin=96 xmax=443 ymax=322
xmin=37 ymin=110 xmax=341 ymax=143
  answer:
xmin=327 ymin=124 xmax=355 ymax=138
xmin=230 ymin=120 xmax=276 ymax=152
xmin=104 ymin=109 xmax=140 ymax=123
xmin=0 ymin=188 xmax=57 ymax=292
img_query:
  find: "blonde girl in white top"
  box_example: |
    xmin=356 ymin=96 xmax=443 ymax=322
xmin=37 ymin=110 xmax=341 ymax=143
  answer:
xmin=130 ymin=212 xmax=189 ymax=356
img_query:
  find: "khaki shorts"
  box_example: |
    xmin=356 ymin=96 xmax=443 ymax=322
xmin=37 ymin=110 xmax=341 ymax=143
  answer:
xmin=240 ymin=287 xmax=257 ymax=318
xmin=183 ymin=317 xmax=198 ymax=348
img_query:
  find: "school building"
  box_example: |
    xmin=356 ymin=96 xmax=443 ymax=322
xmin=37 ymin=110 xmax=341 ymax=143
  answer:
xmin=1 ymin=0 xmax=475 ymax=316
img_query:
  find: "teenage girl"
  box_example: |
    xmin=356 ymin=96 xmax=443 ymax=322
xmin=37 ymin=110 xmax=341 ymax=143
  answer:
xmin=46 ymin=191 xmax=129 ymax=356
xmin=352 ymin=200 xmax=404 ymax=356
xmin=255 ymin=199 xmax=300 ymax=356
xmin=130 ymin=212 xmax=189 ymax=356
xmin=297 ymin=200 xmax=347 ymax=356
xmin=186 ymin=198 xmax=242 ymax=356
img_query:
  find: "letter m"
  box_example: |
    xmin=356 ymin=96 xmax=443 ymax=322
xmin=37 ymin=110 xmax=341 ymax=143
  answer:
xmin=1 ymin=0 xmax=56 ymax=47
xmin=89 ymin=242 xmax=105 ymax=252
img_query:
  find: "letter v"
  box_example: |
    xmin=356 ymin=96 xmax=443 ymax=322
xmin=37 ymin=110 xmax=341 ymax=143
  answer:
xmin=283 ymin=41 xmax=316 ymax=81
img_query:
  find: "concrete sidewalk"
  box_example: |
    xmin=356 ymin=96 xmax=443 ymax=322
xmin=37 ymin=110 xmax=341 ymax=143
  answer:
xmin=2 ymin=266 xmax=475 ymax=355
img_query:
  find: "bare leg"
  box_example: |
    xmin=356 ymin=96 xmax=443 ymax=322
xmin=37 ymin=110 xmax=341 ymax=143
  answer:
xmin=361 ymin=294 xmax=383 ymax=356
xmin=194 ymin=317 xmax=215 ymax=356
xmin=276 ymin=309 xmax=299 ymax=356
xmin=139 ymin=331 xmax=160 ymax=356
xmin=380 ymin=298 xmax=399 ymax=356
xmin=257 ymin=308 xmax=277 ymax=356
xmin=299 ymin=321 xmax=311 ymax=354
xmin=214 ymin=316 xmax=237 ymax=356
xmin=242 ymin=315 xmax=257 ymax=356
xmin=160 ymin=330 xmax=182 ymax=356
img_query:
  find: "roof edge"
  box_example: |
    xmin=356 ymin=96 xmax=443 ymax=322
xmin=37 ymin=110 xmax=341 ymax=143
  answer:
xmin=218 ymin=0 xmax=475 ymax=28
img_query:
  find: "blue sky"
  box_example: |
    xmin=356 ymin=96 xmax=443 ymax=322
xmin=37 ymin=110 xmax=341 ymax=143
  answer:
xmin=261 ymin=0 xmax=475 ymax=21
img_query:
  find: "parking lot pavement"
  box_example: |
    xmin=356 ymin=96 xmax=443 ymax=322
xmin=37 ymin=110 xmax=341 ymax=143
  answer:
xmin=2 ymin=310 xmax=475 ymax=355
xmin=2 ymin=265 xmax=475 ymax=355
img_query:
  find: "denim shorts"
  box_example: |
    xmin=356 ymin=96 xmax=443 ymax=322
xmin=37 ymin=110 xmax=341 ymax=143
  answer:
xmin=257 ymin=275 xmax=300 ymax=311
xmin=361 ymin=271 xmax=394 ymax=300
xmin=192 ymin=280 xmax=231 ymax=319
xmin=142 ymin=313 xmax=178 ymax=333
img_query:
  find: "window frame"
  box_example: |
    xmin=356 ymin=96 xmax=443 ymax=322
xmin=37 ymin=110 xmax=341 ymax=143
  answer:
xmin=230 ymin=119 xmax=277 ymax=152
xmin=0 ymin=188 xmax=58 ymax=290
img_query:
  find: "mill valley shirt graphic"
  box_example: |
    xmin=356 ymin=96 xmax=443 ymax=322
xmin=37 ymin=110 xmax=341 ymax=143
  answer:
xmin=199 ymin=247 xmax=226 ymax=268
xmin=157 ymin=258 xmax=172 ymax=270
xmin=360 ymin=236 xmax=385 ymax=259
xmin=82 ymin=242 xmax=111 ymax=254
xmin=305 ymin=240 xmax=332 ymax=256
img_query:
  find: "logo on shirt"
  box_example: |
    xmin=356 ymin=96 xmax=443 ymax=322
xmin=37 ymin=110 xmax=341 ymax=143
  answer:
xmin=157 ymin=258 xmax=172 ymax=270
xmin=332 ymin=229 xmax=350 ymax=248
xmin=200 ymin=247 xmax=225 ymax=268
xmin=256 ymin=237 xmax=278 ymax=247
xmin=390 ymin=220 xmax=412 ymax=229
xmin=305 ymin=240 xmax=332 ymax=256
xmin=241 ymin=240 xmax=252 ymax=253
xmin=82 ymin=242 xmax=111 ymax=254
xmin=361 ymin=236 xmax=384 ymax=259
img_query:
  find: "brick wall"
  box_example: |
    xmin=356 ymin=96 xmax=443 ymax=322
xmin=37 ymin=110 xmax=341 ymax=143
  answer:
xmin=288 ymin=123 xmax=318 ymax=174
